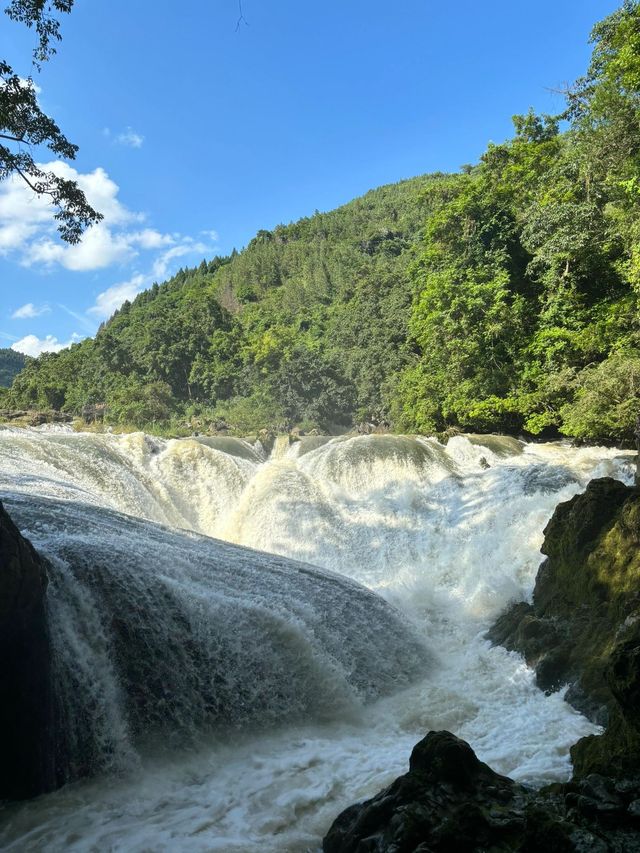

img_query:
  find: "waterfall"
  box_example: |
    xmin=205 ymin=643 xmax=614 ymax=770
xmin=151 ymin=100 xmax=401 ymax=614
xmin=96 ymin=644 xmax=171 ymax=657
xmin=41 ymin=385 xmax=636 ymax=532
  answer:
xmin=269 ymin=433 xmax=293 ymax=460
xmin=5 ymin=494 xmax=428 ymax=782
xmin=0 ymin=426 xmax=634 ymax=852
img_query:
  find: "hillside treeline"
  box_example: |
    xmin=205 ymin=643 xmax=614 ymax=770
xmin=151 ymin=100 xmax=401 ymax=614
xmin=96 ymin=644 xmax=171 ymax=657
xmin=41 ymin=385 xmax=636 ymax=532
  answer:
xmin=0 ymin=348 xmax=26 ymax=388
xmin=5 ymin=2 xmax=640 ymax=442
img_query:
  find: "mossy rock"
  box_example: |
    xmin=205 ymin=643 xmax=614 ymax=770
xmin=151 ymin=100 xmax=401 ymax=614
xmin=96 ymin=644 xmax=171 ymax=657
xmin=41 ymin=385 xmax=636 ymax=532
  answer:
xmin=489 ymin=478 xmax=640 ymax=779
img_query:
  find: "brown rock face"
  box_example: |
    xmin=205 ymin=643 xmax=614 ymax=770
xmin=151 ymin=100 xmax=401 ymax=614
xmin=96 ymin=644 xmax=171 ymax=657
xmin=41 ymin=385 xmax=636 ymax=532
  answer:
xmin=0 ymin=501 xmax=56 ymax=799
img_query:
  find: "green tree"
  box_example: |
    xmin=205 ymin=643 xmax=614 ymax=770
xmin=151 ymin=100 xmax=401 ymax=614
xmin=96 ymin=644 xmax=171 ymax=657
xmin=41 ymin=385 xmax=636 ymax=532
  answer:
xmin=1 ymin=0 xmax=101 ymax=241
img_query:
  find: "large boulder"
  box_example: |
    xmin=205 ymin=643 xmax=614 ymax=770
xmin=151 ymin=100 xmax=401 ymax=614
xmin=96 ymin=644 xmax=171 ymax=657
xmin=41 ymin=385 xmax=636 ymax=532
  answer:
xmin=0 ymin=501 xmax=56 ymax=799
xmin=487 ymin=478 xmax=640 ymax=778
xmin=323 ymin=731 xmax=640 ymax=852
xmin=323 ymin=732 xmax=533 ymax=852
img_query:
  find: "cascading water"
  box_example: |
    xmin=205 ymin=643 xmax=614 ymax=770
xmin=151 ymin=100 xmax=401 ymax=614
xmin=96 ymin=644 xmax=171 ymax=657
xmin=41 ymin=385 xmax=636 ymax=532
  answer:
xmin=6 ymin=494 xmax=428 ymax=783
xmin=0 ymin=426 xmax=634 ymax=852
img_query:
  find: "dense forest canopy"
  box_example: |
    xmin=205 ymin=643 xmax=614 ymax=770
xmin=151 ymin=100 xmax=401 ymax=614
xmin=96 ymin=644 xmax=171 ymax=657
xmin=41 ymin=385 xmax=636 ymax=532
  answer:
xmin=5 ymin=1 xmax=640 ymax=442
xmin=5 ymin=175 xmax=438 ymax=432
xmin=0 ymin=348 xmax=26 ymax=388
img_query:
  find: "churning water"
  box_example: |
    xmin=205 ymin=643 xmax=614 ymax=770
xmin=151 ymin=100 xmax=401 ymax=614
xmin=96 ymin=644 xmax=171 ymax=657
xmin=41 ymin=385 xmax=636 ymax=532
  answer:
xmin=0 ymin=428 xmax=634 ymax=851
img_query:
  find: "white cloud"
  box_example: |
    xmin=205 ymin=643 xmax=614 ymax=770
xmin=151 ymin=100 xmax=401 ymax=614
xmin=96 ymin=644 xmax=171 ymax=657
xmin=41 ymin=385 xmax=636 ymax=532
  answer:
xmin=0 ymin=161 xmax=146 ymax=270
xmin=0 ymin=160 xmax=204 ymax=274
xmin=11 ymin=302 xmax=50 ymax=319
xmin=28 ymin=224 xmax=136 ymax=271
xmin=3 ymin=77 xmax=42 ymax=94
xmin=11 ymin=333 xmax=82 ymax=357
xmin=79 ymin=166 xmax=139 ymax=225
xmin=115 ymin=127 xmax=144 ymax=148
xmin=0 ymin=160 xmax=220 ymax=325
xmin=151 ymin=240 xmax=208 ymax=279
xmin=84 ymin=242 xmax=209 ymax=319
xmin=0 ymin=221 xmax=40 ymax=251
xmin=0 ymin=172 xmax=57 ymax=254
xmin=130 ymin=229 xmax=175 ymax=250
xmin=87 ymin=276 xmax=147 ymax=319
xmin=86 ymin=236 xmax=215 ymax=320
xmin=58 ymin=304 xmax=99 ymax=334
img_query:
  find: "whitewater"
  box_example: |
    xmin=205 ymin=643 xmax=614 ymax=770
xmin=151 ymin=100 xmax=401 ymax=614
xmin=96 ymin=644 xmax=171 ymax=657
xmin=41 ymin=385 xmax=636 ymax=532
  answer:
xmin=0 ymin=428 xmax=634 ymax=852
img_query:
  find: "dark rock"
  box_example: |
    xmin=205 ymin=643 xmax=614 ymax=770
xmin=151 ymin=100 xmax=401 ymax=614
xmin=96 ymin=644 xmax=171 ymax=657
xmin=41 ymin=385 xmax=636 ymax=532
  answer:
xmin=323 ymin=731 xmax=640 ymax=852
xmin=323 ymin=731 xmax=530 ymax=853
xmin=28 ymin=410 xmax=72 ymax=426
xmin=0 ymin=501 xmax=56 ymax=799
xmin=486 ymin=601 xmax=534 ymax=650
xmin=0 ymin=409 xmax=72 ymax=425
xmin=81 ymin=402 xmax=107 ymax=422
xmin=487 ymin=478 xmax=640 ymax=778
xmin=628 ymin=799 xmax=640 ymax=819
xmin=535 ymin=644 xmax=573 ymax=692
xmin=521 ymin=464 xmax=580 ymax=496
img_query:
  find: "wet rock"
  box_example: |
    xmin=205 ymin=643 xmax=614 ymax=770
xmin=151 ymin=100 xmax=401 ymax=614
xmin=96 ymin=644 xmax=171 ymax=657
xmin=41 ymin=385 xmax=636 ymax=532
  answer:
xmin=324 ymin=732 xmax=531 ymax=853
xmin=521 ymin=464 xmax=579 ymax=495
xmin=0 ymin=501 xmax=56 ymax=799
xmin=488 ymin=478 xmax=640 ymax=778
xmin=628 ymin=799 xmax=640 ymax=819
xmin=257 ymin=428 xmax=276 ymax=455
xmin=0 ymin=409 xmax=27 ymax=419
xmin=464 ymin=433 xmax=525 ymax=456
xmin=323 ymin=731 xmax=640 ymax=852
xmin=0 ymin=409 xmax=72 ymax=426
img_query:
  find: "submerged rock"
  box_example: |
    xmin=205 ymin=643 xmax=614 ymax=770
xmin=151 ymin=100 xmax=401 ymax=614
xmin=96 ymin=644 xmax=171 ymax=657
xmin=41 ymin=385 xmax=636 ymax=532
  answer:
xmin=4 ymin=495 xmax=430 ymax=788
xmin=0 ymin=501 xmax=56 ymax=799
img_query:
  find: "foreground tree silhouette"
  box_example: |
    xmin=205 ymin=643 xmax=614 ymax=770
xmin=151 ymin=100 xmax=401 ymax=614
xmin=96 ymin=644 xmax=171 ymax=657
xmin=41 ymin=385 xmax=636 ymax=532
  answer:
xmin=0 ymin=0 xmax=102 ymax=242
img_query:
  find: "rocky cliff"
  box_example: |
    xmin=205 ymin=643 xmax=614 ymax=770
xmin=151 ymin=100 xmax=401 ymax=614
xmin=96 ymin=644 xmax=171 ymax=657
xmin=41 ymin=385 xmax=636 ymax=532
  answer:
xmin=489 ymin=477 xmax=640 ymax=779
xmin=0 ymin=501 xmax=56 ymax=799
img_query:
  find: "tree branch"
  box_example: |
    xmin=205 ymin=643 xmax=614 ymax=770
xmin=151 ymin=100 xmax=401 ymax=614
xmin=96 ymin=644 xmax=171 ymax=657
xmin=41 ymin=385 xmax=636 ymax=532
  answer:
xmin=14 ymin=165 xmax=49 ymax=196
xmin=235 ymin=0 xmax=248 ymax=32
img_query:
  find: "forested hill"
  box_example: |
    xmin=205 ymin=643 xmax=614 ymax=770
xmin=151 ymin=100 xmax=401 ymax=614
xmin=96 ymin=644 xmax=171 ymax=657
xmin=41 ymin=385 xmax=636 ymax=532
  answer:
xmin=0 ymin=349 xmax=26 ymax=388
xmin=6 ymin=175 xmax=439 ymax=432
xmin=6 ymin=2 xmax=640 ymax=443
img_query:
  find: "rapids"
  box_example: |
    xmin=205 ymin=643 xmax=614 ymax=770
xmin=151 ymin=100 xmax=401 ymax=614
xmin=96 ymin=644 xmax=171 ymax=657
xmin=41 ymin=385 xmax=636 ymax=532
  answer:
xmin=0 ymin=428 xmax=634 ymax=852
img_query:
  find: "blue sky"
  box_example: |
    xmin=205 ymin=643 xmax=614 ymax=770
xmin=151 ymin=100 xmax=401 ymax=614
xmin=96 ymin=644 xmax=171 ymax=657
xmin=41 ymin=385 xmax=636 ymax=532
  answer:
xmin=0 ymin=0 xmax=620 ymax=355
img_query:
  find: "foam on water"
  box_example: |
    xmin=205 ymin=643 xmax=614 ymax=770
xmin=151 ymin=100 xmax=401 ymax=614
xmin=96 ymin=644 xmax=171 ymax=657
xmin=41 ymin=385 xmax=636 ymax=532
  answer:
xmin=0 ymin=428 xmax=634 ymax=852
xmin=5 ymin=495 xmax=427 ymax=785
